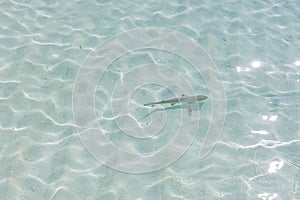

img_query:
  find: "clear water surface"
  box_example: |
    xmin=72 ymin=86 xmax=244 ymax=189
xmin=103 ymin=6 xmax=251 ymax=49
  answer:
xmin=0 ymin=0 xmax=299 ymax=199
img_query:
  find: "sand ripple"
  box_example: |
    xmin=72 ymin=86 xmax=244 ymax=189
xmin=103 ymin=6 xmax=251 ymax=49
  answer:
xmin=0 ymin=0 xmax=299 ymax=199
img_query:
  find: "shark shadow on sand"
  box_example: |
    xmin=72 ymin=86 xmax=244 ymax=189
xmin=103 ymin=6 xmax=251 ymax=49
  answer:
xmin=139 ymin=101 xmax=206 ymax=121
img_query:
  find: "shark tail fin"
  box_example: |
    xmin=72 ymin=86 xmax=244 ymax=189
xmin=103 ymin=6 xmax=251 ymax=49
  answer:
xmin=144 ymin=102 xmax=155 ymax=107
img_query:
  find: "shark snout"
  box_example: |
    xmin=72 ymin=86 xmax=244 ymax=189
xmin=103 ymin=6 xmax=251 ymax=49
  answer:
xmin=197 ymin=95 xmax=208 ymax=101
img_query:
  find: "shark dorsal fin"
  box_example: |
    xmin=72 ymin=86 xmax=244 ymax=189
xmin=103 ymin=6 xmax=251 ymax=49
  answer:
xmin=181 ymin=94 xmax=190 ymax=98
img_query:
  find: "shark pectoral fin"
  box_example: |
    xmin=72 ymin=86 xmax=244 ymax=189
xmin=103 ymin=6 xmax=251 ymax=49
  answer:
xmin=187 ymin=103 xmax=193 ymax=117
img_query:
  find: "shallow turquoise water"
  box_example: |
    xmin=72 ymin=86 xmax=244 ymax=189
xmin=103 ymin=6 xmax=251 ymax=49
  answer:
xmin=0 ymin=0 xmax=299 ymax=199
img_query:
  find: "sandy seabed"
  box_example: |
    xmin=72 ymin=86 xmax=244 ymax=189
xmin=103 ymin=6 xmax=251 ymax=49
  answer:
xmin=0 ymin=0 xmax=299 ymax=199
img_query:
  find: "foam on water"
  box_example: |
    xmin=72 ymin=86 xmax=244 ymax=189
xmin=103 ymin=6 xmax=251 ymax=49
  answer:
xmin=0 ymin=0 xmax=299 ymax=199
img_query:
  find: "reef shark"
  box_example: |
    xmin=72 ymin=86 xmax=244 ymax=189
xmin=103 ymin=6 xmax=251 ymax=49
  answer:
xmin=143 ymin=94 xmax=208 ymax=116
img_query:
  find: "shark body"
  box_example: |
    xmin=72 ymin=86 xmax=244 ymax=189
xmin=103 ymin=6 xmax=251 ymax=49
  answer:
xmin=143 ymin=94 xmax=208 ymax=116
